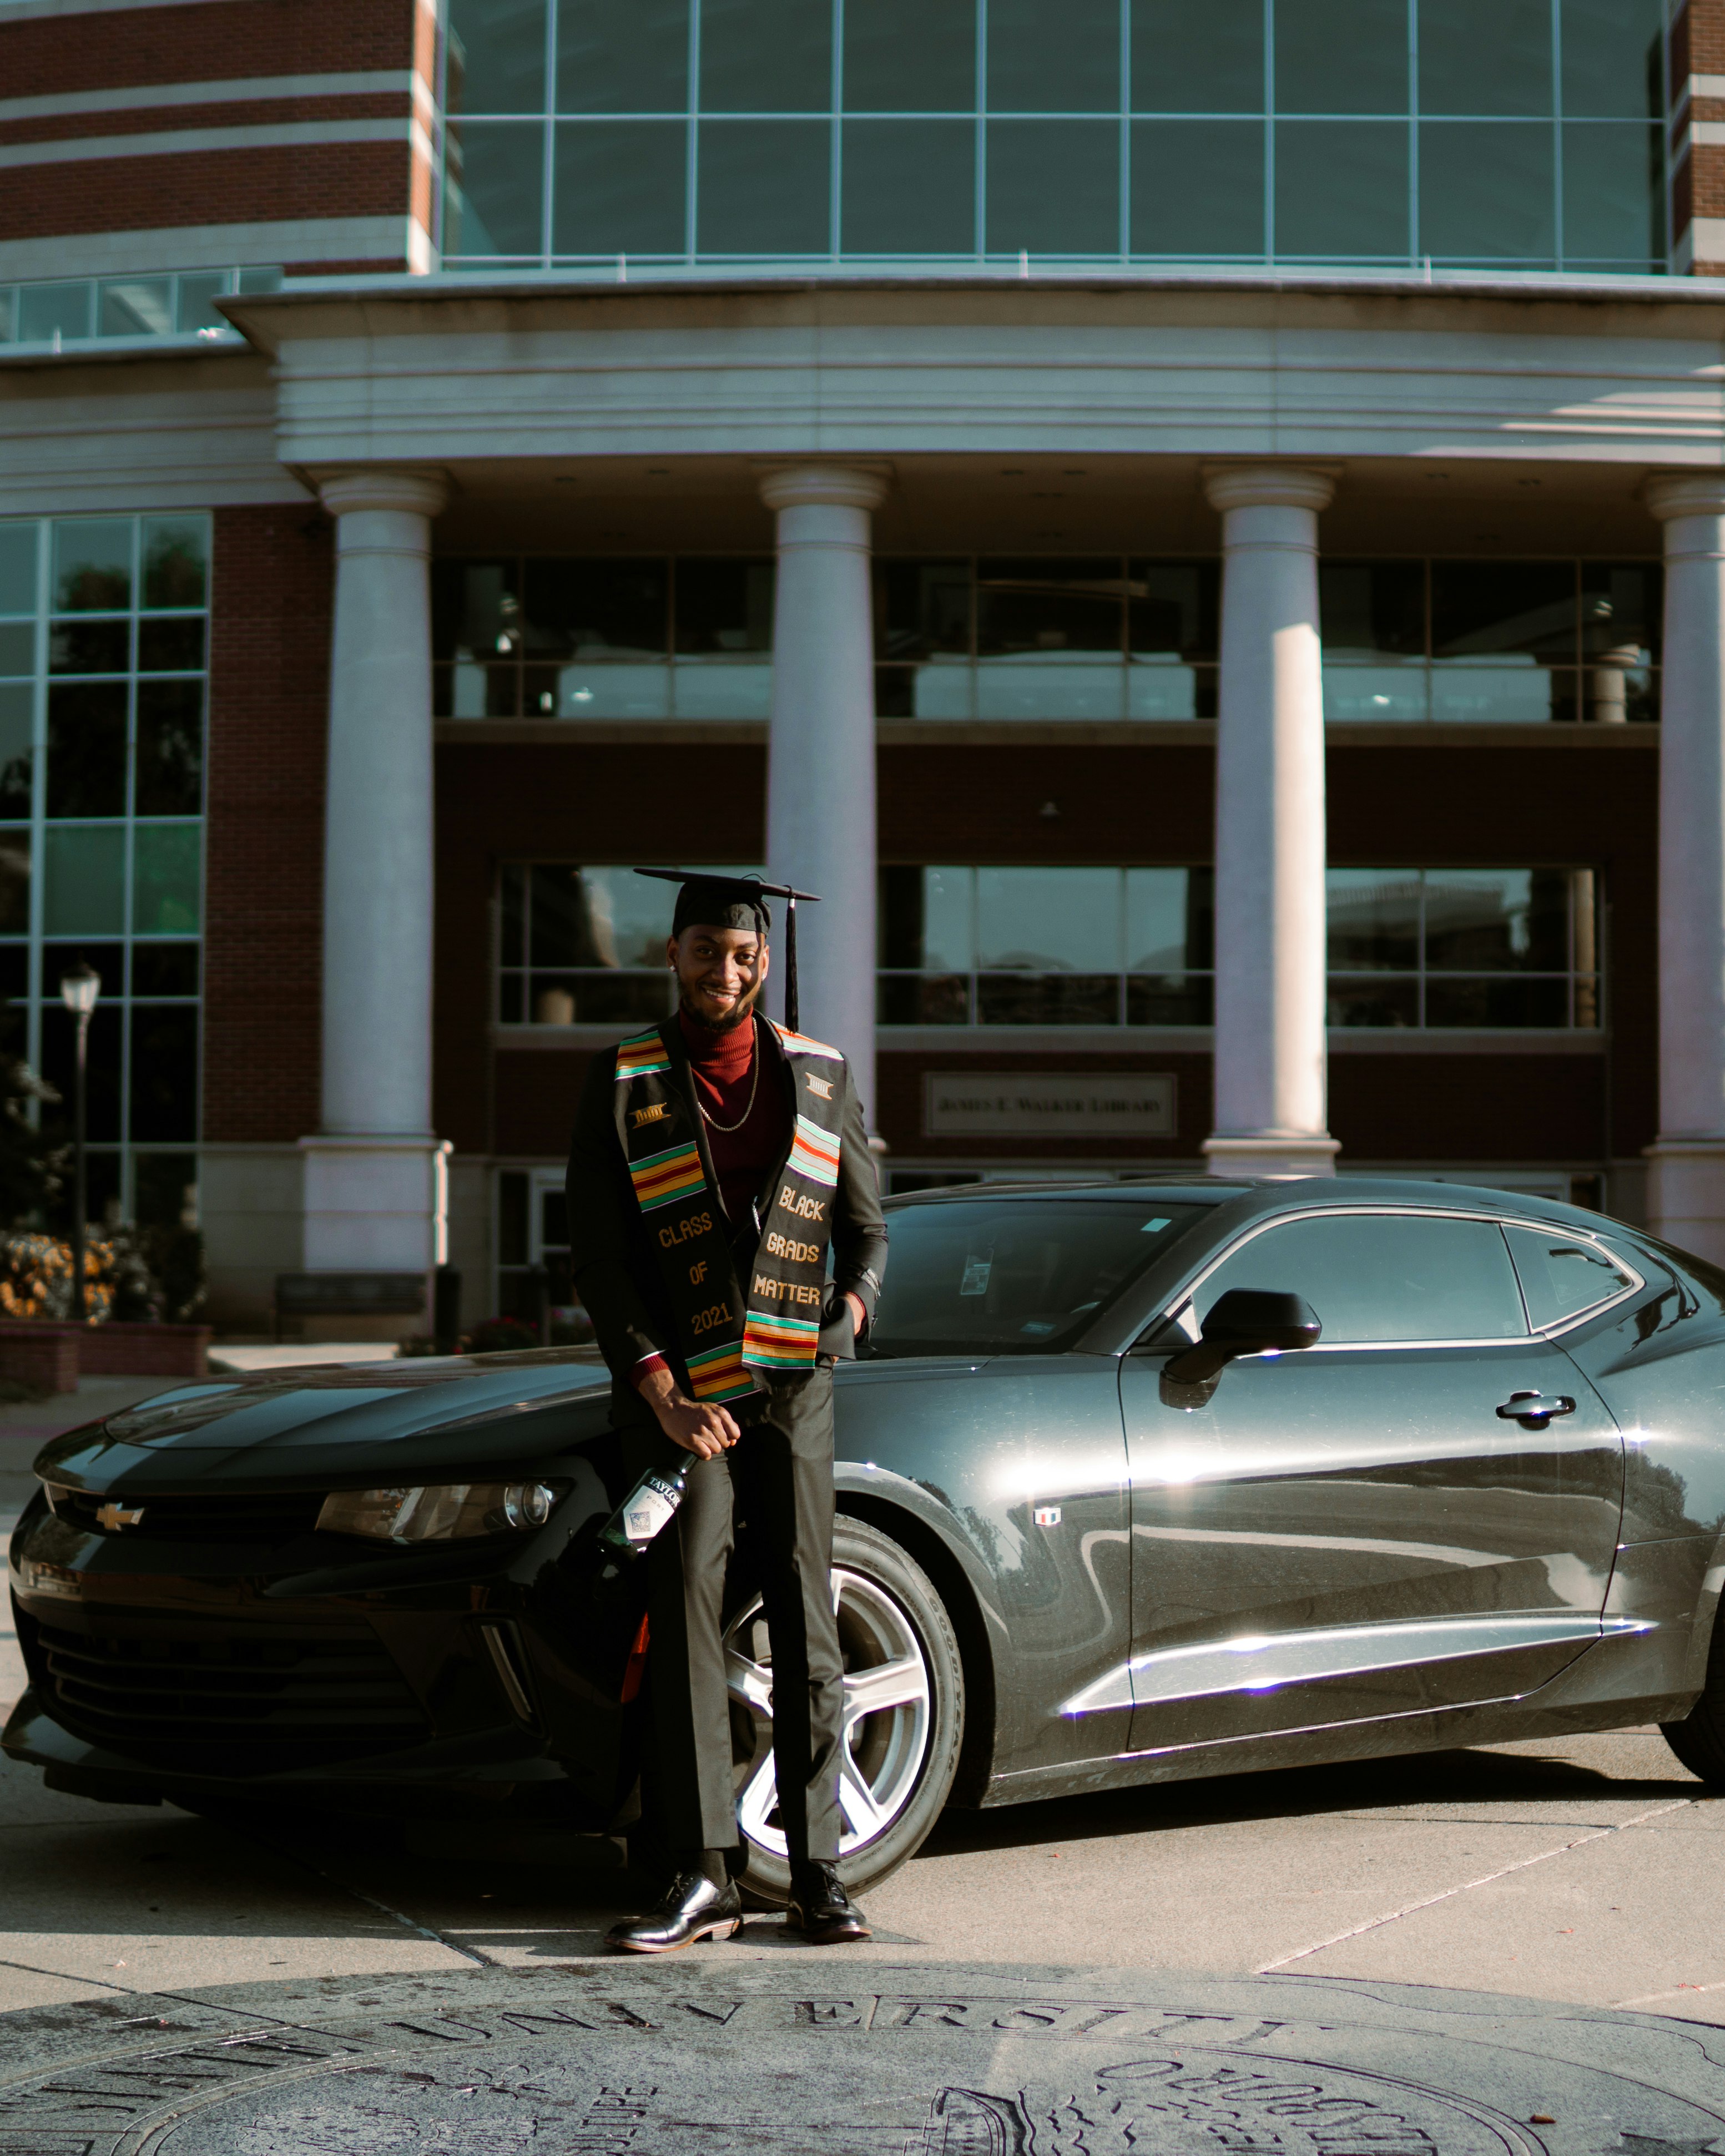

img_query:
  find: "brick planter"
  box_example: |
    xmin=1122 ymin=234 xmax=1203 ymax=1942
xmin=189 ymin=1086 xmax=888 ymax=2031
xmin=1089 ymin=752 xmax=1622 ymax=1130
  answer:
xmin=78 ymin=1324 xmax=211 ymax=1378
xmin=0 ymin=1324 xmax=78 ymax=1395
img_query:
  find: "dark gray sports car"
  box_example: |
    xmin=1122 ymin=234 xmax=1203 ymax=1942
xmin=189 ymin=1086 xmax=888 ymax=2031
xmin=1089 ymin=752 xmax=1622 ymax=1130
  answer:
xmin=9 ymin=1175 xmax=1725 ymax=1901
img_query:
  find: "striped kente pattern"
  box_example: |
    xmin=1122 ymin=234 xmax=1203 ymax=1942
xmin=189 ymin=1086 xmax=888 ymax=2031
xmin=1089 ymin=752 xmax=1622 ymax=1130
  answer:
xmin=743 ymin=1310 xmax=823 ymax=1366
xmin=628 ymin=1140 xmax=705 ymax=1212
xmin=786 ymin=1113 xmax=841 ymax=1188
xmin=770 ymin=1021 xmax=843 ymax=1063
xmin=615 ymin=1031 xmax=672 ymax=1082
xmin=687 ymin=1340 xmax=755 ymax=1403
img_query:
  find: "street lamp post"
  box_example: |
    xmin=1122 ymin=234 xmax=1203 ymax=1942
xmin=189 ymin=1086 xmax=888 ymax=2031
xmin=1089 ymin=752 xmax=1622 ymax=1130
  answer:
xmin=59 ymin=961 xmax=100 ymax=1322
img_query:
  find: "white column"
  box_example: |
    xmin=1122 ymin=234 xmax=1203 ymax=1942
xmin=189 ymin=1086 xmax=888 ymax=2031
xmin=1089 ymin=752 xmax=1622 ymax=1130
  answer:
xmin=1645 ymin=474 xmax=1725 ymax=1260
xmin=760 ymin=463 xmax=889 ymax=1126
xmin=300 ymin=468 xmax=450 ymax=1289
xmin=1202 ymin=464 xmax=1340 ymax=1179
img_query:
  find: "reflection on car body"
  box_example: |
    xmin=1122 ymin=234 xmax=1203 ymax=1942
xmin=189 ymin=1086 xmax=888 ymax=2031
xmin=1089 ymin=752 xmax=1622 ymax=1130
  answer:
xmin=8 ymin=1175 xmax=1725 ymax=1899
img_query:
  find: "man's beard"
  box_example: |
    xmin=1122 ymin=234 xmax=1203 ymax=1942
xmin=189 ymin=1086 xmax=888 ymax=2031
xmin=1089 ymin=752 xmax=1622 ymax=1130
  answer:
xmin=678 ymin=976 xmax=763 ymax=1033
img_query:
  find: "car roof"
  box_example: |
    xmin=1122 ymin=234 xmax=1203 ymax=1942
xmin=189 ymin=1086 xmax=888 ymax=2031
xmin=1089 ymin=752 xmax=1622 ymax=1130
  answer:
xmin=882 ymin=1175 xmax=1621 ymax=1237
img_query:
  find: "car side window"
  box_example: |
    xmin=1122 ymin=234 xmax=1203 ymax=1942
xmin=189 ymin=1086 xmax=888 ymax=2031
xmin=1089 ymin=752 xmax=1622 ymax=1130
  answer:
xmin=1192 ymin=1211 xmax=1528 ymax=1345
xmin=1503 ymin=1224 xmax=1636 ymax=1330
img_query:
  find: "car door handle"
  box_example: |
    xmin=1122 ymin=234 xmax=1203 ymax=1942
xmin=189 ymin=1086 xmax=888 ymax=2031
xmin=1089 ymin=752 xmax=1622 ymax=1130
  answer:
xmin=1496 ymin=1391 xmax=1577 ymax=1428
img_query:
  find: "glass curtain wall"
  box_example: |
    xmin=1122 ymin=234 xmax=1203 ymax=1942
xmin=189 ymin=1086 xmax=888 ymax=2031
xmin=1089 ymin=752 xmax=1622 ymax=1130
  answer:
xmin=440 ymin=0 xmax=1665 ymax=274
xmin=0 ymin=517 xmax=205 ymax=1229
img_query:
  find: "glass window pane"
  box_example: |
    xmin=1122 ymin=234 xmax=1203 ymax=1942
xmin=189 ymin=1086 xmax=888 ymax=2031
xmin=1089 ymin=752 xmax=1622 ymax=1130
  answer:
xmin=175 ymin=272 xmax=228 ymax=333
xmin=1561 ymin=0 xmax=1662 ymax=119
xmin=130 ymin=1006 xmax=197 ymax=1143
xmin=554 ymin=121 xmax=686 ymax=253
xmin=1327 ymin=869 xmax=1421 ymax=970
xmin=433 ymin=559 xmax=522 ymax=661
xmin=138 ymin=617 xmax=205 ymax=671
xmin=700 ymin=0 xmax=831 ymax=113
xmin=1128 ymin=562 xmax=1219 ymax=659
xmin=53 ymin=520 xmax=131 ymax=612
xmin=44 ymin=826 xmax=124 ymax=935
xmin=1424 ymin=869 xmax=1569 ymax=972
xmin=555 ymin=663 xmax=672 ymax=716
xmin=1275 ymin=0 xmax=1408 ymax=115
xmin=1430 ymin=667 xmax=1574 ymax=723
xmin=1419 ymin=122 xmax=1555 ymax=261
xmin=134 ymin=1150 xmax=198 ymax=1229
xmin=674 ymin=559 xmax=775 ymax=652
xmin=18 ymin=282 xmax=93 ymax=342
xmin=879 ymin=864 xmax=975 ymax=970
xmin=1424 ymin=977 xmax=1570 ymax=1026
xmin=1562 ymin=123 xmax=1662 ymax=265
xmin=0 ymin=832 xmax=29 ymax=934
xmin=1419 ymin=0 xmax=1551 ymax=116
xmin=578 ymin=865 xmax=692 ymax=967
xmin=43 ymin=1007 xmax=122 ymax=1143
xmin=1132 ymin=0 xmax=1263 ymax=114
xmin=524 ymin=558 xmax=668 ymax=658
xmin=976 ymin=866 xmax=1121 ymax=971
xmin=1581 ymin=564 xmax=1659 ymax=665
xmin=47 ymin=683 xmax=127 ymax=816
xmin=974 ymin=665 xmax=1124 ymax=720
xmin=842 ymin=120 xmax=976 ymax=253
xmin=986 ymin=120 xmax=1118 ymax=254
xmin=447 ymin=0 xmax=547 ymax=113
xmin=133 ymin=824 xmax=202 ymax=935
xmin=977 ymin=558 xmax=1124 ymax=655
xmin=1196 ymin=1213 xmax=1527 ymax=1343
xmin=133 ymin=943 xmax=199 ymax=996
xmin=49 ymin=619 xmax=128 ymax=675
xmin=557 ymin=0 xmax=688 ymax=113
xmin=1275 ymin=121 xmax=1408 ymax=256
xmin=0 ymin=684 xmax=31 ymax=820
xmin=0 ymin=526 xmax=36 ymax=615
xmin=697 ymin=120 xmax=830 ymax=252
xmin=1504 ymin=1224 xmax=1635 ymax=1327
xmin=1132 ymin=120 xmax=1264 ymax=255
xmin=1127 ymin=867 xmax=1210 ymax=970
xmin=142 ymin=517 xmax=208 ymax=610
xmin=446 ymin=122 xmax=546 ymax=255
xmin=1328 ymin=976 xmax=1419 ymax=1026
xmin=1320 ymin=562 xmax=1425 ymax=660
xmin=0 ymin=624 xmax=30 ymax=674
xmin=876 ymin=561 xmax=971 ymax=659
xmin=1431 ymin=562 xmax=1575 ymax=660
xmin=99 ymin=278 xmax=173 ymax=337
xmin=135 ymin=679 xmax=203 ymax=817
xmin=0 ymin=290 xmax=11 ymax=342
xmin=989 ymin=0 xmax=1119 ymax=113
xmin=845 ymin=0 xmax=975 ymax=112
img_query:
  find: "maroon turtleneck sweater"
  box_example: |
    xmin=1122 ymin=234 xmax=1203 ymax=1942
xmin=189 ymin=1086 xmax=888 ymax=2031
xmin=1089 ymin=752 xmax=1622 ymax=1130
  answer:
xmin=632 ymin=1010 xmax=789 ymax=1390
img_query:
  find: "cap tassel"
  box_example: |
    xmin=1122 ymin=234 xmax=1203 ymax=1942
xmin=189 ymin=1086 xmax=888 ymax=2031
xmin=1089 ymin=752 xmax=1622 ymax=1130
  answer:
xmin=784 ymin=896 xmax=799 ymax=1034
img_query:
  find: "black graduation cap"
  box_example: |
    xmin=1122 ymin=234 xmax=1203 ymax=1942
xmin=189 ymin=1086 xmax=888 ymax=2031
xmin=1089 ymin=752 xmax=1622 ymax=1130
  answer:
xmin=635 ymin=869 xmax=822 ymax=1032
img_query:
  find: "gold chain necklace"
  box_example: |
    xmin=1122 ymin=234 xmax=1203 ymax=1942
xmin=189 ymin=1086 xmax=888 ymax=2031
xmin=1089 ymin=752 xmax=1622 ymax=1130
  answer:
xmin=695 ymin=1037 xmax=760 ymax=1135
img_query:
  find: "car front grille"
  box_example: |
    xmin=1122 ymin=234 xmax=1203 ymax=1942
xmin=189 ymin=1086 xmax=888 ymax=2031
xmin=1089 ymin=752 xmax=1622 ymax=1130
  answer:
xmin=29 ymin=1617 xmax=430 ymax=1767
xmin=46 ymin=1488 xmax=325 ymax=1543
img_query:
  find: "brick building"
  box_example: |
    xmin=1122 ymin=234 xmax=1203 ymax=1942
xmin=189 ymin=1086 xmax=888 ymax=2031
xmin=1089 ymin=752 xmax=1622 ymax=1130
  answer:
xmin=2 ymin=0 xmax=1722 ymax=1335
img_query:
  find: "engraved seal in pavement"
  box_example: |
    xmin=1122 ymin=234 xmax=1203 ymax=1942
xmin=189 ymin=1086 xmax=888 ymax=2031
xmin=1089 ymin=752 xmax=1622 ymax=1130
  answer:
xmin=4 ymin=1965 xmax=1725 ymax=2156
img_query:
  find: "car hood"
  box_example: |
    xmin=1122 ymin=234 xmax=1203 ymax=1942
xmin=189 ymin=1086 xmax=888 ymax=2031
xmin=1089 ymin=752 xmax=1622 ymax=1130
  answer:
xmin=33 ymin=1351 xmax=618 ymax=1491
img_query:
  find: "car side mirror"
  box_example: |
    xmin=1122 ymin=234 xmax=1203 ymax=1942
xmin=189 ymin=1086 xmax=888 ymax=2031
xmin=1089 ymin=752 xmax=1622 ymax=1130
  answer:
xmin=1163 ymin=1289 xmax=1322 ymax=1386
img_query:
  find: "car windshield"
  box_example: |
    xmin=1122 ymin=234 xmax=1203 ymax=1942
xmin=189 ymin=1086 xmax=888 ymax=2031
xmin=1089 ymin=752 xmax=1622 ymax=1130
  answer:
xmin=868 ymin=1198 xmax=1210 ymax=1357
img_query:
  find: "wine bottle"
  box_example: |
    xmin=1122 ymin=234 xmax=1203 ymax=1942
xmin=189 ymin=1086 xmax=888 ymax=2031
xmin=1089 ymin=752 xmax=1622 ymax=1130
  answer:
xmin=599 ymin=1460 xmax=688 ymax=1557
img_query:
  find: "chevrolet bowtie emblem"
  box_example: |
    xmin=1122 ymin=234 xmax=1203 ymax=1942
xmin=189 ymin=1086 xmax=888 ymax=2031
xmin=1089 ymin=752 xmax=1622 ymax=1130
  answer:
xmin=94 ymin=1502 xmax=146 ymax=1532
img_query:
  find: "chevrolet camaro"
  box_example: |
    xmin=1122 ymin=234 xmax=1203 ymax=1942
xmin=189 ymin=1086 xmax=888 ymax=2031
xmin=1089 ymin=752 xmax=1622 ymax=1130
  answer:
xmin=9 ymin=1175 xmax=1725 ymax=1901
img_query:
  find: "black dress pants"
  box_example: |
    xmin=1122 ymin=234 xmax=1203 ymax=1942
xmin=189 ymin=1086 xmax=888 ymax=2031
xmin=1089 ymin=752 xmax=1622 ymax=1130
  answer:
xmin=621 ymin=1364 xmax=844 ymax=1867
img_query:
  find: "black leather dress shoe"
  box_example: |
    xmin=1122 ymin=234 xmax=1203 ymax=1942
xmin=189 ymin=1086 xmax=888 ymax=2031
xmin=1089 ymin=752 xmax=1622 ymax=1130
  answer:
xmin=787 ymin=1861 xmax=871 ymax=1943
xmin=605 ymin=1872 xmax=743 ymax=1955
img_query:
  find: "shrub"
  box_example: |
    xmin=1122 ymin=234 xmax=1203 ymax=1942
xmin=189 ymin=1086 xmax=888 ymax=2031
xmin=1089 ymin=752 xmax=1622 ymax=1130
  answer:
xmin=461 ymin=1316 xmax=540 ymax=1354
xmin=0 ymin=1226 xmax=203 ymax=1324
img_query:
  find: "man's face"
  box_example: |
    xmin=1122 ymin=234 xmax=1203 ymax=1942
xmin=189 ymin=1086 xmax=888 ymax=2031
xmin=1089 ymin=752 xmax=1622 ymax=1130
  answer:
xmin=669 ymin=923 xmax=769 ymax=1031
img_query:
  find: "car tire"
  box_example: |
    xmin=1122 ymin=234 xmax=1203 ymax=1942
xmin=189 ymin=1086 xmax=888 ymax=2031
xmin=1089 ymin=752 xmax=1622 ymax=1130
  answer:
xmin=723 ymin=1515 xmax=965 ymax=1907
xmin=1662 ymin=1600 xmax=1725 ymax=1786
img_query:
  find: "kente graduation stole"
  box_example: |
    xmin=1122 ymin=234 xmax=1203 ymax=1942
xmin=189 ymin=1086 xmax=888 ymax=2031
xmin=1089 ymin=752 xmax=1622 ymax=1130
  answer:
xmin=614 ymin=1017 xmax=846 ymax=1403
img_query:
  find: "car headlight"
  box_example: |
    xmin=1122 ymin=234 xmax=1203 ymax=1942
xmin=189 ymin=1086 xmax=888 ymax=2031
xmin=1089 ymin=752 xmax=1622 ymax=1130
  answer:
xmin=315 ymin=1481 xmax=559 ymax=1543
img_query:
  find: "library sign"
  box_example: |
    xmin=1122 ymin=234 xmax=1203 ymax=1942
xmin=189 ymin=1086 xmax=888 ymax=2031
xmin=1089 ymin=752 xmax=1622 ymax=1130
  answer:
xmin=924 ymin=1072 xmax=1177 ymax=1138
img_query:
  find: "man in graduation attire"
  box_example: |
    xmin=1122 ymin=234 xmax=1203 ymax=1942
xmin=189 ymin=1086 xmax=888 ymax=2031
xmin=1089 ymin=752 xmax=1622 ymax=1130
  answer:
xmin=566 ymin=870 xmax=887 ymax=1952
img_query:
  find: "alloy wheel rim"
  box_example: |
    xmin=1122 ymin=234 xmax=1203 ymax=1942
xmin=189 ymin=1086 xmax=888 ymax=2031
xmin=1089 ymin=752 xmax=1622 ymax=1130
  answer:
xmin=724 ymin=1563 xmax=933 ymax=1858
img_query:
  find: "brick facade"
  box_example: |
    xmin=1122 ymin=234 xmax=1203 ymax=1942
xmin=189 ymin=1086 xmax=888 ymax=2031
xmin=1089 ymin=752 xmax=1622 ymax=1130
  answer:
xmin=203 ymin=506 xmax=332 ymax=1146
xmin=0 ymin=0 xmax=414 ymax=100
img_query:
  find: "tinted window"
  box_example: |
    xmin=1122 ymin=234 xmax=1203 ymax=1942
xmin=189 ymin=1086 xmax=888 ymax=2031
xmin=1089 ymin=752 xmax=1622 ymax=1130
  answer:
xmin=870 ymin=1200 xmax=1208 ymax=1356
xmin=1194 ymin=1212 xmax=1527 ymax=1344
xmin=1504 ymin=1224 xmax=1635 ymax=1329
